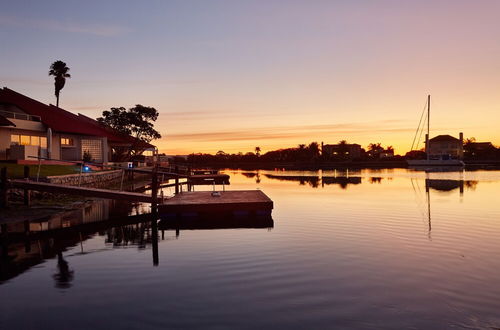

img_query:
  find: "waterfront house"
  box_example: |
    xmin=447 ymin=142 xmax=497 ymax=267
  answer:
xmin=0 ymin=87 xmax=154 ymax=163
xmin=426 ymin=133 xmax=464 ymax=160
xmin=322 ymin=142 xmax=363 ymax=159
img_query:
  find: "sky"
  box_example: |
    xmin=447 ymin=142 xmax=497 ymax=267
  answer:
xmin=1 ymin=0 xmax=499 ymax=155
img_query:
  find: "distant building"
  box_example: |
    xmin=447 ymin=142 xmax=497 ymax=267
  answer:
xmin=426 ymin=133 xmax=463 ymax=160
xmin=379 ymin=149 xmax=394 ymax=158
xmin=322 ymin=142 xmax=362 ymax=159
xmin=0 ymin=87 xmax=154 ymax=163
xmin=468 ymin=142 xmax=495 ymax=152
xmin=464 ymin=141 xmax=497 ymax=159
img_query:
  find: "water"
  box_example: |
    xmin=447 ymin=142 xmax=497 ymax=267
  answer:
xmin=2 ymin=169 xmax=500 ymax=329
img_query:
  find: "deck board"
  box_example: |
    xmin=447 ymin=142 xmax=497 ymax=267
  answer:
xmin=159 ymin=190 xmax=273 ymax=217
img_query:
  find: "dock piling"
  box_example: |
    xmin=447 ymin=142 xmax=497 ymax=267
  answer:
xmin=0 ymin=167 xmax=7 ymax=208
xmin=23 ymin=166 xmax=30 ymax=206
xmin=151 ymin=164 xmax=159 ymax=212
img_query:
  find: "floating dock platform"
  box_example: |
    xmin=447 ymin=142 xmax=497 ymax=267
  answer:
xmin=159 ymin=190 xmax=273 ymax=218
xmin=188 ymin=174 xmax=230 ymax=185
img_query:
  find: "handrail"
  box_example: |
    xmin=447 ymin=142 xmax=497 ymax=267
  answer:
xmin=0 ymin=110 xmax=41 ymax=122
xmin=27 ymin=156 xmax=187 ymax=178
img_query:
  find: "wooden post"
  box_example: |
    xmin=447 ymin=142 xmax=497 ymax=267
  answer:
xmin=36 ymin=157 xmax=42 ymax=182
xmin=175 ymin=177 xmax=179 ymax=195
xmin=120 ymin=169 xmax=125 ymax=191
xmin=78 ymin=162 xmax=83 ymax=186
xmin=1 ymin=223 xmax=8 ymax=258
xmin=23 ymin=165 xmax=30 ymax=206
xmin=151 ymin=219 xmax=159 ymax=266
xmin=151 ymin=165 xmax=159 ymax=213
xmin=0 ymin=167 xmax=7 ymax=208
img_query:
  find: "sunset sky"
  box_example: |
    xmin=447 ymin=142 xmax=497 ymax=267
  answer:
xmin=1 ymin=0 xmax=499 ymax=155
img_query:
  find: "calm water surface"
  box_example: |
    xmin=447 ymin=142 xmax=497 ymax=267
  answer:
xmin=2 ymin=169 xmax=500 ymax=329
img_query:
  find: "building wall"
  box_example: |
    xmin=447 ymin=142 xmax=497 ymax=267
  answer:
xmin=58 ymin=134 xmax=108 ymax=163
xmin=0 ymin=127 xmax=50 ymax=160
xmin=428 ymin=140 xmax=463 ymax=159
xmin=0 ymin=127 xmax=10 ymax=160
xmin=323 ymin=144 xmax=362 ymax=159
xmin=1 ymin=128 xmax=108 ymax=163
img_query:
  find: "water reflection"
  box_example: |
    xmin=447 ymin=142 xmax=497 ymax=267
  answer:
xmin=321 ymin=176 xmax=361 ymax=189
xmin=53 ymin=252 xmax=74 ymax=289
xmin=2 ymin=169 xmax=500 ymax=329
xmin=0 ymin=199 xmax=273 ymax=285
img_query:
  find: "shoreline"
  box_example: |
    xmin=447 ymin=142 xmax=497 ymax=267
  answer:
xmin=178 ymin=160 xmax=500 ymax=171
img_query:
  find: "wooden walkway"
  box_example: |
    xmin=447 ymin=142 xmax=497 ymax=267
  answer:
xmin=158 ymin=190 xmax=273 ymax=218
xmin=9 ymin=179 xmax=153 ymax=203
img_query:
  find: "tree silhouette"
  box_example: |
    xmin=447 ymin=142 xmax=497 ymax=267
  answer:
xmin=308 ymin=142 xmax=320 ymax=158
xmin=48 ymin=60 xmax=71 ymax=107
xmin=98 ymin=105 xmax=161 ymax=159
xmin=255 ymin=146 xmax=261 ymax=157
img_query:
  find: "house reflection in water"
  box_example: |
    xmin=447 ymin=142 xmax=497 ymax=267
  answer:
xmin=414 ymin=178 xmax=479 ymax=240
xmin=321 ymin=177 xmax=362 ymax=189
xmin=425 ymin=179 xmax=478 ymax=195
xmin=263 ymin=174 xmax=362 ymax=189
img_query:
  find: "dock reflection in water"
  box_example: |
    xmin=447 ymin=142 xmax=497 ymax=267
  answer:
xmin=0 ymin=199 xmax=274 ymax=285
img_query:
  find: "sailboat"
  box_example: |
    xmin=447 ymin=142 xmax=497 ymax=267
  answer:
xmin=407 ymin=95 xmax=465 ymax=167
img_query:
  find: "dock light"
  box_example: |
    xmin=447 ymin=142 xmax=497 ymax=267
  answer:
xmin=83 ymin=165 xmax=90 ymax=172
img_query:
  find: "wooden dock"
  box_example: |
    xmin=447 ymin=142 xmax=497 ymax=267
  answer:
xmin=9 ymin=179 xmax=153 ymax=203
xmin=158 ymin=190 xmax=273 ymax=218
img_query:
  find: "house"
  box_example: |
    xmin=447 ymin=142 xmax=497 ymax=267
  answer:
xmin=464 ymin=141 xmax=497 ymax=159
xmin=0 ymin=87 xmax=154 ymax=163
xmin=322 ymin=142 xmax=363 ymax=159
xmin=426 ymin=133 xmax=463 ymax=160
xmin=379 ymin=149 xmax=395 ymax=158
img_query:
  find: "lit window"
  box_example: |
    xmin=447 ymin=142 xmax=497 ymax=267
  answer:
xmin=61 ymin=138 xmax=74 ymax=146
xmin=31 ymin=136 xmax=39 ymax=146
xmin=40 ymin=137 xmax=47 ymax=148
xmin=20 ymin=135 xmax=30 ymax=146
xmin=10 ymin=134 xmax=20 ymax=145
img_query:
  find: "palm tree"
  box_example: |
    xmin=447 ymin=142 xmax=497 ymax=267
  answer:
xmin=49 ymin=60 xmax=71 ymax=107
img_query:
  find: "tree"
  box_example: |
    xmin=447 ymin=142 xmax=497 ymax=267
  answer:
xmin=255 ymin=146 xmax=261 ymax=157
xmin=308 ymin=142 xmax=320 ymax=158
xmin=98 ymin=105 xmax=161 ymax=159
xmin=49 ymin=60 xmax=71 ymax=107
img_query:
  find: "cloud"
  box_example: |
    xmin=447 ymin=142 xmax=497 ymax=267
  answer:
xmin=0 ymin=14 xmax=129 ymax=36
xmin=166 ymin=120 xmax=417 ymax=142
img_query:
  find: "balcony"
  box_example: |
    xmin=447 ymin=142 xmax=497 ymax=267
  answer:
xmin=0 ymin=110 xmax=41 ymax=122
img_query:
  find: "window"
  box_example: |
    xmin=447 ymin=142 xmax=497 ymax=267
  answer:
xmin=31 ymin=136 xmax=39 ymax=146
xmin=61 ymin=137 xmax=74 ymax=146
xmin=81 ymin=139 xmax=103 ymax=162
xmin=11 ymin=134 xmax=20 ymax=145
xmin=10 ymin=135 xmax=47 ymax=147
xmin=20 ymin=135 xmax=30 ymax=146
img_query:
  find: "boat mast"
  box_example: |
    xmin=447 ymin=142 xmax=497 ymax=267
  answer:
xmin=426 ymin=95 xmax=430 ymax=160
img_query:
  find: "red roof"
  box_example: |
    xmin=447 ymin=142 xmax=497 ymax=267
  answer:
xmin=0 ymin=87 xmax=154 ymax=149
xmin=77 ymin=113 xmax=154 ymax=149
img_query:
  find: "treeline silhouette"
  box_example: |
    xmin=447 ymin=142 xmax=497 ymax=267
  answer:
xmin=179 ymin=138 xmax=500 ymax=166
xmin=183 ymin=142 xmax=403 ymax=166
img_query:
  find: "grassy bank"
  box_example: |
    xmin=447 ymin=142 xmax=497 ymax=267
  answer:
xmin=0 ymin=163 xmax=80 ymax=178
